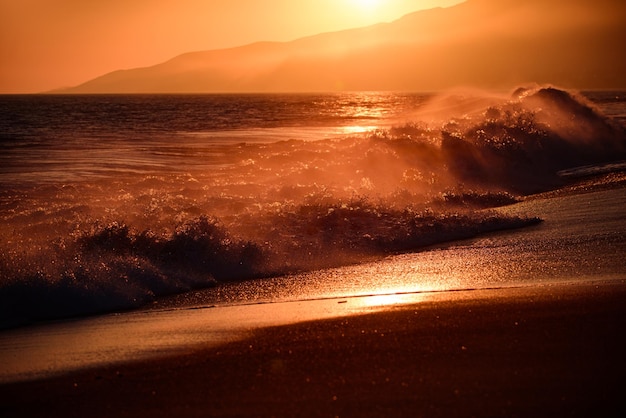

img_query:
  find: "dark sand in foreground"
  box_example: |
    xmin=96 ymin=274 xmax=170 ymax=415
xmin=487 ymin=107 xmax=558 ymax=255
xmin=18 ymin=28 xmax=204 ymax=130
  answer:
xmin=2 ymin=282 xmax=625 ymax=417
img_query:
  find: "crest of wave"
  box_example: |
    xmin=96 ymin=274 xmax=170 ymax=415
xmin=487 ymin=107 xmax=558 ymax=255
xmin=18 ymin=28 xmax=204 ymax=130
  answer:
xmin=392 ymin=84 xmax=626 ymax=194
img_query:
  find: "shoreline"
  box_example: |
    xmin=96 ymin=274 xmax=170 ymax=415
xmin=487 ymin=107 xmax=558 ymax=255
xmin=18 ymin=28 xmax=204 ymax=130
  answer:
xmin=2 ymin=280 xmax=625 ymax=417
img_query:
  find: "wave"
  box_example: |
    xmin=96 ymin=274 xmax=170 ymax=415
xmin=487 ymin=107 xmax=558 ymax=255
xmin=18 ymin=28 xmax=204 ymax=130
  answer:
xmin=1 ymin=86 xmax=625 ymax=326
xmin=0 ymin=206 xmax=540 ymax=326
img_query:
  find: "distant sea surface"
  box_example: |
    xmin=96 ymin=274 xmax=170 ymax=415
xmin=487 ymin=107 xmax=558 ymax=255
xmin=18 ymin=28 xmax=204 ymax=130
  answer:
xmin=1 ymin=88 xmax=625 ymax=325
xmin=0 ymin=93 xmax=427 ymax=183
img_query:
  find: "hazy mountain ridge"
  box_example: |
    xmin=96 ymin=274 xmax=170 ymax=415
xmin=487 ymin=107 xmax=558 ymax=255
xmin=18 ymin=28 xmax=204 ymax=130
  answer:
xmin=58 ymin=0 xmax=626 ymax=93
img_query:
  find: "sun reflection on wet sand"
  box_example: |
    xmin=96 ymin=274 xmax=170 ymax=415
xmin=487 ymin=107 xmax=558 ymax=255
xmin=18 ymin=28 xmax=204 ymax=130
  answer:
xmin=1 ymin=278 xmax=622 ymax=384
xmin=0 ymin=289 xmax=440 ymax=383
xmin=351 ymin=292 xmax=428 ymax=309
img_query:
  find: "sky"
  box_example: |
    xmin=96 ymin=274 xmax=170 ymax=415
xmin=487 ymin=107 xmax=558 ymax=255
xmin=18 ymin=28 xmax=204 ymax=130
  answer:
xmin=0 ymin=0 xmax=463 ymax=93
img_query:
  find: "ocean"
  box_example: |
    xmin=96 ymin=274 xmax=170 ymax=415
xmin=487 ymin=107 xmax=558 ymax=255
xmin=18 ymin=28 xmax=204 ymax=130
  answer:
xmin=1 ymin=87 xmax=626 ymax=327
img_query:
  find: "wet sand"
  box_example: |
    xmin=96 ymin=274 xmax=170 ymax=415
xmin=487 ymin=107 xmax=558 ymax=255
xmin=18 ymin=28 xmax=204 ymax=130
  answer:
xmin=1 ymin=281 xmax=625 ymax=417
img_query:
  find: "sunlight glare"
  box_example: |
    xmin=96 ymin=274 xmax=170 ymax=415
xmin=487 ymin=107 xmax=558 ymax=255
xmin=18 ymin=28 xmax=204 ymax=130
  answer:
xmin=348 ymin=0 xmax=383 ymax=14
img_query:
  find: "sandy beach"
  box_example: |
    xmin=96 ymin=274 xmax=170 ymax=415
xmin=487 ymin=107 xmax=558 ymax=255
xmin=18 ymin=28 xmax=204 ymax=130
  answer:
xmin=2 ymin=280 xmax=625 ymax=418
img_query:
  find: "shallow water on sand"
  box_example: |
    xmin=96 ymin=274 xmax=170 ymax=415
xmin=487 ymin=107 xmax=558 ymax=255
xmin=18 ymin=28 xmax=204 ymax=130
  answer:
xmin=156 ymin=178 xmax=626 ymax=308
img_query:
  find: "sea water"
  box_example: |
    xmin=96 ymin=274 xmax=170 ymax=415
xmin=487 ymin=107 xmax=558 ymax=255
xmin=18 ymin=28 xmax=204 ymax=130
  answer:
xmin=1 ymin=88 xmax=625 ymax=325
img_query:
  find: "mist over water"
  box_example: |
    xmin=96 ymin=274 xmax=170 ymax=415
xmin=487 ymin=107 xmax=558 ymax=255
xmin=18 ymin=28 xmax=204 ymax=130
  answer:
xmin=1 ymin=87 xmax=625 ymax=325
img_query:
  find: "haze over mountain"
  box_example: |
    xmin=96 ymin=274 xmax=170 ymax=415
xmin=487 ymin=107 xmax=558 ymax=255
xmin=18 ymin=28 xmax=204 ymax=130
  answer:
xmin=59 ymin=0 xmax=626 ymax=93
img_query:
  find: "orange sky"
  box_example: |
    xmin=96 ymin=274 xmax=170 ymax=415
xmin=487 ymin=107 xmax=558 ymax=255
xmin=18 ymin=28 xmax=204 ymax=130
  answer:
xmin=0 ymin=0 xmax=463 ymax=93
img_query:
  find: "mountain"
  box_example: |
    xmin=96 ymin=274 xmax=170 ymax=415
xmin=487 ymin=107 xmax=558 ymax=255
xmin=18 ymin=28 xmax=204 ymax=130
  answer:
xmin=59 ymin=0 xmax=626 ymax=93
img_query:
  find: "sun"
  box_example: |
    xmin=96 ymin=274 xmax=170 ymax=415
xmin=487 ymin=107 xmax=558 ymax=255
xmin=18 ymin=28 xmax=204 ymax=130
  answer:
xmin=349 ymin=0 xmax=383 ymax=12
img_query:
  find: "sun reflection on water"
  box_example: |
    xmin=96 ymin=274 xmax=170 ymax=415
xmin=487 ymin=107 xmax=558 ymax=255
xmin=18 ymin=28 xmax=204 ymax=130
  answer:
xmin=340 ymin=125 xmax=379 ymax=134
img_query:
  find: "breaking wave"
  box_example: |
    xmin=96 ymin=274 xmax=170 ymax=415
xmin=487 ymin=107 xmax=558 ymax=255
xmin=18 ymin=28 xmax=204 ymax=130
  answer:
xmin=1 ymin=86 xmax=625 ymax=325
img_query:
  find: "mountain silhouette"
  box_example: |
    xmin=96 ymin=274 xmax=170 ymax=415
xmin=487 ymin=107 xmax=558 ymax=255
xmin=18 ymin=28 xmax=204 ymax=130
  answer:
xmin=59 ymin=0 xmax=626 ymax=93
